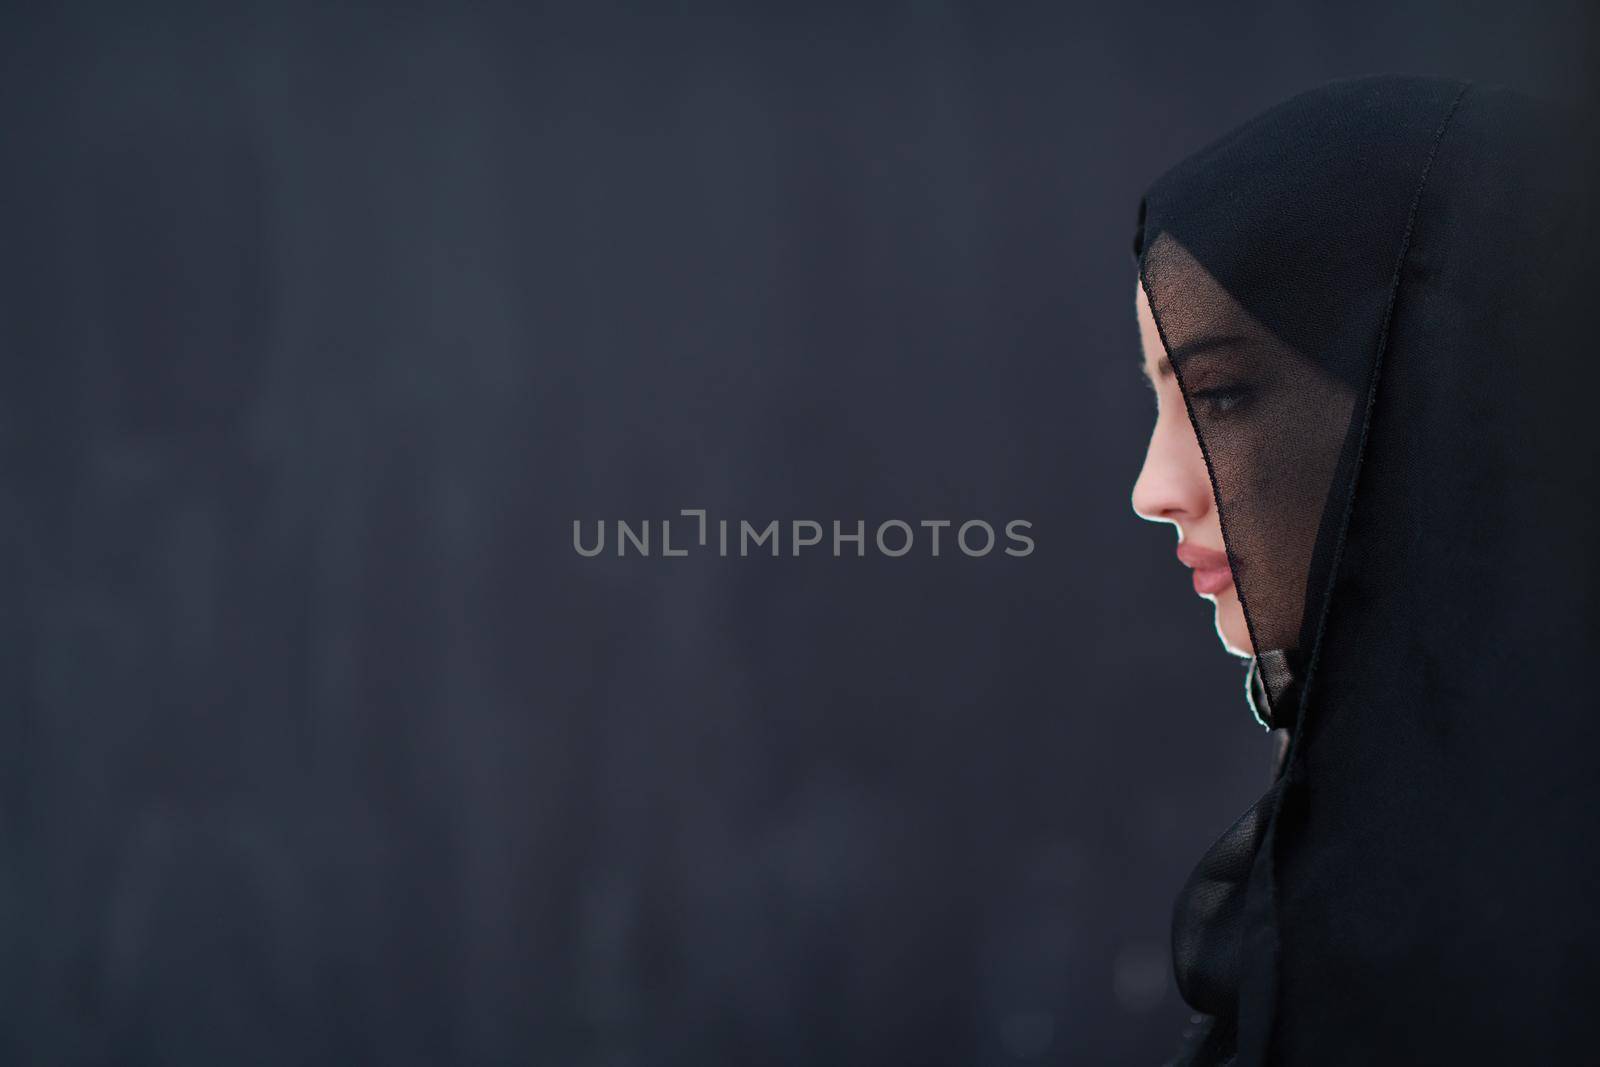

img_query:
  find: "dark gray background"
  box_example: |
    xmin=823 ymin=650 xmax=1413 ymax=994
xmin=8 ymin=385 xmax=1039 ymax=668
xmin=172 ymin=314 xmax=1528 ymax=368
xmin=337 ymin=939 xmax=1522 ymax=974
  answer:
xmin=5 ymin=2 xmax=1593 ymax=1064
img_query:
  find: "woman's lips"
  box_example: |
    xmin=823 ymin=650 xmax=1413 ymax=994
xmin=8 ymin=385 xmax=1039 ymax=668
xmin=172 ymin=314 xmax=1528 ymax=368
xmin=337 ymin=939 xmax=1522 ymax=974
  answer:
xmin=1176 ymin=542 xmax=1234 ymax=596
xmin=1190 ymin=566 xmax=1234 ymax=596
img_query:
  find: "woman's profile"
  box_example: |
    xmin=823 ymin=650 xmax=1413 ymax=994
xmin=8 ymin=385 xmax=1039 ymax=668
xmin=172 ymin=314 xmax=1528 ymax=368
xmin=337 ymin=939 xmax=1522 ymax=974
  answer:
xmin=1127 ymin=75 xmax=1599 ymax=1064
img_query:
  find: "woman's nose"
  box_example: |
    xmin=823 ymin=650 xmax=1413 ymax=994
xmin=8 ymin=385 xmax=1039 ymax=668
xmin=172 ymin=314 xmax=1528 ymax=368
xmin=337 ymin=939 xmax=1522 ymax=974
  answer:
xmin=1131 ymin=411 xmax=1211 ymax=525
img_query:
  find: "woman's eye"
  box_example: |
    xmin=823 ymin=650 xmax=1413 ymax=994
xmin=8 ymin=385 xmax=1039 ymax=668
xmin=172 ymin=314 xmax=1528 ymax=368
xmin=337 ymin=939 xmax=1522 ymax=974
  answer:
xmin=1192 ymin=385 xmax=1251 ymax=416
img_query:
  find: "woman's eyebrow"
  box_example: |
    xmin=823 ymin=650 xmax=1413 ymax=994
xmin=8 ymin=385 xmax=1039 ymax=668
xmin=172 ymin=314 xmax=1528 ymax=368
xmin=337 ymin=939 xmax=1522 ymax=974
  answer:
xmin=1170 ymin=333 xmax=1250 ymax=361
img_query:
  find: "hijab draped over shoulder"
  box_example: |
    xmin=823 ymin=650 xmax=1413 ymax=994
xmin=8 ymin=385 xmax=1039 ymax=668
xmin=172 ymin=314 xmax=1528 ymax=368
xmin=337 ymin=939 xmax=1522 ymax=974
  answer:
xmin=1132 ymin=75 xmax=1600 ymax=1064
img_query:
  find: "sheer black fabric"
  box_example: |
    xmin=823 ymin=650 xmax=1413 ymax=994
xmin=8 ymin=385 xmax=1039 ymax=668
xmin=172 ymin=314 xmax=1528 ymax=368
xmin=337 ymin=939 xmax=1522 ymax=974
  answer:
xmin=1134 ymin=76 xmax=1600 ymax=1063
xmin=1165 ymin=652 xmax=1295 ymax=1067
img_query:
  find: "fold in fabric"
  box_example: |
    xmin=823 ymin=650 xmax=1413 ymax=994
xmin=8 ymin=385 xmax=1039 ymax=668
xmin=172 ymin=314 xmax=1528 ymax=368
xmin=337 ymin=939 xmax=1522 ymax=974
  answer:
xmin=1168 ymin=650 xmax=1299 ymax=1066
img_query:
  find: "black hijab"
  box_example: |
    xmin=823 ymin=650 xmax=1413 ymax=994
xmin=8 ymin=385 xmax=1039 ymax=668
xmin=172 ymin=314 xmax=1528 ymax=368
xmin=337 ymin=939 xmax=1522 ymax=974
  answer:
xmin=1133 ymin=75 xmax=1600 ymax=1063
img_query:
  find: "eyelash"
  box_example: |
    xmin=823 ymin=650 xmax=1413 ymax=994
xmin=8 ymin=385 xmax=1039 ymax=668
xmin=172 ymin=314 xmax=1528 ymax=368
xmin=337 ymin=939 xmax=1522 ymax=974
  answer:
xmin=1190 ymin=385 xmax=1251 ymax=417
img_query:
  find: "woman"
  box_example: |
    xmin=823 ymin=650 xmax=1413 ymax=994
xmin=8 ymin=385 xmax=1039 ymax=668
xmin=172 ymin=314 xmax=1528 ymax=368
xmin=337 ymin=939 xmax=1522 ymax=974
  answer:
xmin=1127 ymin=75 xmax=1600 ymax=1064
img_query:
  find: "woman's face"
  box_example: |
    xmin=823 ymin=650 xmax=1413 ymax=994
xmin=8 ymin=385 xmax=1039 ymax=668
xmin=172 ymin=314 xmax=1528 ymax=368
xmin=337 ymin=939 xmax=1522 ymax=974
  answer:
xmin=1131 ymin=281 xmax=1253 ymax=657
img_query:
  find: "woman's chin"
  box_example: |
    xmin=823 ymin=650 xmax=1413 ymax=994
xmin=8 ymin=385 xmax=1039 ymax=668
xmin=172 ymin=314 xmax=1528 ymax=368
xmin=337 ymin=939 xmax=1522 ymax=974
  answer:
xmin=1211 ymin=594 xmax=1253 ymax=657
xmin=1219 ymin=633 xmax=1254 ymax=659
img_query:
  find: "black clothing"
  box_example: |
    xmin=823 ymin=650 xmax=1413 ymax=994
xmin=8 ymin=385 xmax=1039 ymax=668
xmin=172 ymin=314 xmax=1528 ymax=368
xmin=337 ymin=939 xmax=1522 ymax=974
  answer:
xmin=1167 ymin=652 xmax=1296 ymax=1067
xmin=1134 ymin=76 xmax=1600 ymax=1063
